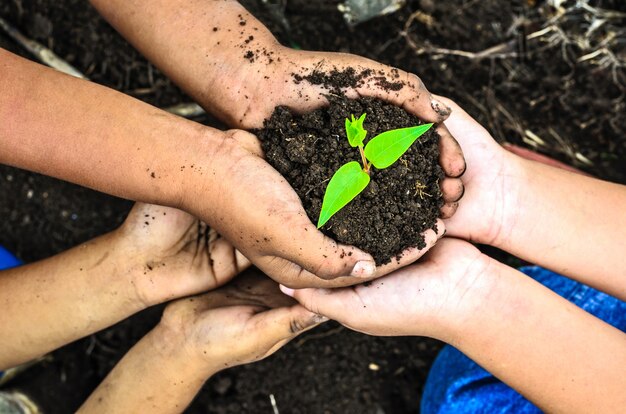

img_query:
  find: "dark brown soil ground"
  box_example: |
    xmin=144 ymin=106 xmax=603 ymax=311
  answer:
xmin=1 ymin=0 xmax=624 ymax=413
xmin=258 ymin=97 xmax=443 ymax=264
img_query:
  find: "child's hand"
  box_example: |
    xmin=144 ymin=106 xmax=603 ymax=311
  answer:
xmin=79 ymin=270 xmax=325 ymax=413
xmin=0 ymin=202 xmax=250 ymax=370
xmin=184 ymin=130 xmax=451 ymax=290
xmin=433 ymin=96 xmax=523 ymax=245
xmin=116 ymin=202 xmax=250 ymax=307
xmin=157 ymin=270 xmax=326 ymax=374
xmin=281 ymin=238 xmax=493 ymax=342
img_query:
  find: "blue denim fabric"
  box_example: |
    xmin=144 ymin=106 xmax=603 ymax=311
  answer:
xmin=0 ymin=246 xmax=21 ymax=384
xmin=421 ymin=266 xmax=626 ymax=414
xmin=0 ymin=246 xmax=21 ymax=270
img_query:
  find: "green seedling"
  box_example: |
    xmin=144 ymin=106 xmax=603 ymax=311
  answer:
xmin=317 ymin=114 xmax=433 ymax=228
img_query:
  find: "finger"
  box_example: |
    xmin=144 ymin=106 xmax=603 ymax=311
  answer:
xmin=440 ymin=202 xmax=459 ymax=219
xmin=280 ymin=285 xmax=360 ymax=327
xmin=373 ymin=219 xmax=445 ymax=276
xmin=265 ymin=214 xmax=378 ymax=281
xmin=440 ymin=177 xmax=464 ymax=203
xmin=250 ymin=305 xmax=328 ymax=349
xmin=354 ymin=73 xmax=448 ymax=123
xmin=266 ymin=219 xmax=445 ymax=289
xmin=437 ymin=123 xmax=466 ymax=178
xmin=432 ymin=94 xmax=488 ymax=140
xmin=225 ymin=129 xmax=264 ymax=157
xmin=342 ymin=61 xmax=451 ymax=124
xmin=262 ymin=316 xmax=327 ymax=357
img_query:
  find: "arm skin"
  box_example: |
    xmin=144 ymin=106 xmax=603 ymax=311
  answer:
xmin=438 ymin=97 xmax=626 ymax=300
xmin=78 ymin=272 xmax=325 ymax=414
xmin=285 ymin=239 xmax=626 ymax=413
xmin=88 ymin=0 xmax=456 ymax=129
xmin=89 ymin=0 xmax=467 ymax=218
xmin=0 ymin=47 xmax=202 ymax=208
xmin=497 ymin=158 xmax=626 ymax=299
xmin=2 ymin=47 xmax=436 ymax=289
xmin=0 ymin=203 xmax=249 ymax=370
xmin=452 ymin=257 xmax=626 ymax=413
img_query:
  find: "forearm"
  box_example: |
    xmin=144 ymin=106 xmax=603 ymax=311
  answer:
xmin=0 ymin=48 xmax=218 ymax=208
xmin=79 ymin=325 xmax=209 ymax=414
xmin=0 ymin=232 xmax=144 ymax=369
xmin=449 ymin=258 xmax=626 ymax=413
xmin=90 ymin=0 xmax=285 ymax=125
xmin=495 ymin=157 xmax=626 ymax=299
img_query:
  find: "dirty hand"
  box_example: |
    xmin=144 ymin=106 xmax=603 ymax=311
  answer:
xmin=0 ymin=201 xmax=249 ymax=370
xmin=117 ymin=202 xmax=250 ymax=306
xmin=79 ymin=271 xmax=324 ymax=413
xmin=433 ymin=96 xmax=523 ymax=245
xmin=280 ymin=238 xmax=492 ymax=341
xmin=224 ymin=48 xmax=467 ymax=218
xmin=183 ymin=129 xmax=449 ymax=289
xmin=158 ymin=270 xmax=326 ymax=374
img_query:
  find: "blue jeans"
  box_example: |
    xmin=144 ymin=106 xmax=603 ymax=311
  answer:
xmin=421 ymin=266 xmax=626 ymax=414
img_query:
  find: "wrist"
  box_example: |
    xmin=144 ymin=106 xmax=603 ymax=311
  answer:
xmin=103 ymin=229 xmax=162 ymax=311
xmin=197 ymin=38 xmax=288 ymax=126
xmin=435 ymin=253 xmax=504 ymax=345
xmin=154 ymin=314 xmax=225 ymax=379
xmin=148 ymin=322 xmax=215 ymax=381
xmin=177 ymin=128 xmax=260 ymax=220
xmin=480 ymin=149 xmax=528 ymax=248
xmin=486 ymin=150 xmax=530 ymax=250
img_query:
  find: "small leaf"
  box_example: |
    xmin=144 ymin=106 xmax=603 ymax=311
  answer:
xmin=345 ymin=113 xmax=368 ymax=147
xmin=364 ymin=123 xmax=433 ymax=169
xmin=317 ymin=161 xmax=370 ymax=228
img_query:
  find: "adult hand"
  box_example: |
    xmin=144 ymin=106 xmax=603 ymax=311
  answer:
xmin=88 ymin=1 xmax=466 ymax=219
xmin=218 ymin=48 xmax=467 ymax=218
xmin=280 ymin=238 xmax=492 ymax=342
xmin=183 ymin=129 xmax=450 ymax=289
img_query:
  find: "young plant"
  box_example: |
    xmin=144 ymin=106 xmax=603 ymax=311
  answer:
xmin=317 ymin=114 xmax=433 ymax=228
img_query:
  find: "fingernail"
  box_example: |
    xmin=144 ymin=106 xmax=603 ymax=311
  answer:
xmin=431 ymin=99 xmax=452 ymax=117
xmin=350 ymin=260 xmax=376 ymax=278
xmin=279 ymin=284 xmax=295 ymax=297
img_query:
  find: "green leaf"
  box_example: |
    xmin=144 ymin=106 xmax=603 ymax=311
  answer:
xmin=345 ymin=113 xmax=367 ymax=147
xmin=317 ymin=161 xmax=370 ymax=228
xmin=364 ymin=123 xmax=434 ymax=169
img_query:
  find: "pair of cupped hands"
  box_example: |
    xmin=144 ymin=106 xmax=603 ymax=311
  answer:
xmin=125 ymin=51 xmax=519 ymax=371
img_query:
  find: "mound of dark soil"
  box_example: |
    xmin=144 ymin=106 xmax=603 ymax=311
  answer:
xmin=258 ymin=96 xmax=443 ymax=264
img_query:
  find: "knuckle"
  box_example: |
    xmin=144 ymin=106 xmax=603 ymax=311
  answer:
xmin=309 ymin=259 xmax=345 ymax=280
xmin=405 ymin=73 xmax=424 ymax=91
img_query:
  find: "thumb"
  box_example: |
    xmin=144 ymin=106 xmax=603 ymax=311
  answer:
xmin=252 ymin=305 xmax=328 ymax=349
xmin=432 ymin=94 xmax=492 ymax=140
xmin=259 ymin=219 xmax=445 ymax=289
xmin=267 ymin=216 xmax=377 ymax=281
xmin=280 ymin=285 xmax=362 ymax=328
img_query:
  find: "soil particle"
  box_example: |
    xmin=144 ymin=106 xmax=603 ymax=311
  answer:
xmin=293 ymin=67 xmax=373 ymax=93
xmin=293 ymin=66 xmax=406 ymax=95
xmin=257 ymin=96 xmax=443 ymax=264
xmin=243 ymin=50 xmax=255 ymax=62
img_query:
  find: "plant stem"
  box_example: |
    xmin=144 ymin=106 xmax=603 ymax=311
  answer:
xmin=358 ymin=146 xmax=370 ymax=174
